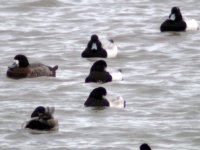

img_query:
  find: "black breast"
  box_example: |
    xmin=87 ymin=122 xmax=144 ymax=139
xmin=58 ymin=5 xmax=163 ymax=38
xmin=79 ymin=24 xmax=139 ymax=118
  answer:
xmin=81 ymin=49 xmax=107 ymax=58
xmin=160 ymin=19 xmax=187 ymax=32
xmin=85 ymin=71 xmax=112 ymax=83
xmin=25 ymin=120 xmax=52 ymax=130
xmin=84 ymin=98 xmax=110 ymax=107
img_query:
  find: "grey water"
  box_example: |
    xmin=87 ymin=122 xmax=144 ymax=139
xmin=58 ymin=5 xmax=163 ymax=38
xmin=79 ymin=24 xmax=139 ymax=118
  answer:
xmin=0 ymin=0 xmax=200 ymax=150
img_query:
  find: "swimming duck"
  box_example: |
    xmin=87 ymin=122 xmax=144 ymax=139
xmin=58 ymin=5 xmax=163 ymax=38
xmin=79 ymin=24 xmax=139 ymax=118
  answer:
xmin=24 ymin=106 xmax=58 ymax=131
xmin=140 ymin=143 xmax=151 ymax=150
xmin=81 ymin=34 xmax=118 ymax=58
xmin=84 ymin=87 xmax=125 ymax=108
xmin=160 ymin=7 xmax=199 ymax=32
xmin=7 ymin=54 xmax=58 ymax=79
xmin=85 ymin=60 xmax=123 ymax=83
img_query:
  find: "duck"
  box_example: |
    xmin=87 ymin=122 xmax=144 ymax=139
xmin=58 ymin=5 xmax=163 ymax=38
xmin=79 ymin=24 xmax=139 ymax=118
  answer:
xmin=24 ymin=106 xmax=58 ymax=131
xmin=160 ymin=7 xmax=199 ymax=32
xmin=140 ymin=143 xmax=152 ymax=150
xmin=85 ymin=60 xmax=123 ymax=83
xmin=7 ymin=54 xmax=58 ymax=79
xmin=81 ymin=34 xmax=118 ymax=58
xmin=84 ymin=87 xmax=126 ymax=108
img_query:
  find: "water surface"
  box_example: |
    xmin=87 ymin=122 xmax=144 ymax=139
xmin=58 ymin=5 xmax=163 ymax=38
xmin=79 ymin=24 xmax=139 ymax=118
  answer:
xmin=0 ymin=0 xmax=200 ymax=150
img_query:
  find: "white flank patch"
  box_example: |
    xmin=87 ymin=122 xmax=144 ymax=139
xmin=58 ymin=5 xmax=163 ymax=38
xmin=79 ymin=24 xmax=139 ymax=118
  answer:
xmin=110 ymin=70 xmax=123 ymax=81
xmin=185 ymin=18 xmax=199 ymax=31
xmin=108 ymin=96 xmax=125 ymax=108
xmin=102 ymin=40 xmax=118 ymax=58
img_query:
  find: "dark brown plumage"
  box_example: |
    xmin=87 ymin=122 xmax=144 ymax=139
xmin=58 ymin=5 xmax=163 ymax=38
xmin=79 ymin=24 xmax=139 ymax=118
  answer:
xmin=7 ymin=54 xmax=58 ymax=79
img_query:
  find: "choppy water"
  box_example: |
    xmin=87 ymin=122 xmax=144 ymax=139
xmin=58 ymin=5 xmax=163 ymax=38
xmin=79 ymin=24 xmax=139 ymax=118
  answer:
xmin=1 ymin=0 xmax=200 ymax=150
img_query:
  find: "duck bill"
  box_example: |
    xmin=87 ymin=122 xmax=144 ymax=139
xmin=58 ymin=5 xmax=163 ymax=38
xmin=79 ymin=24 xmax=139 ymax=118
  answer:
xmin=8 ymin=62 xmax=18 ymax=69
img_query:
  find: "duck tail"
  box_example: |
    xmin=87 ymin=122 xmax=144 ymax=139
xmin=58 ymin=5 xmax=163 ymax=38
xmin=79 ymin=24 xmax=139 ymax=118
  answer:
xmin=51 ymin=65 xmax=58 ymax=77
xmin=108 ymin=39 xmax=114 ymax=43
xmin=118 ymin=69 xmax=122 ymax=73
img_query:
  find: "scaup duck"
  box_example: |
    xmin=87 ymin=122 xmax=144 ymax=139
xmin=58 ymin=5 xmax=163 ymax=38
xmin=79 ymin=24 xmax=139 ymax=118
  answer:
xmin=85 ymin=60 xmax=123 ymax=83
xmin=81 ymin=34 xmax=118 ymax=58
xmin=84 ymin=87 xmax=125 ymax=108
xmin=7 ymin=54 xmax=58 ymax=79
xmin=140 ymin=143 xmax=151 ymax=150
xmin=160 ymin=7 xmax=199 ymax=32
xmin=24 ymin=106 xmax=58 ymax=131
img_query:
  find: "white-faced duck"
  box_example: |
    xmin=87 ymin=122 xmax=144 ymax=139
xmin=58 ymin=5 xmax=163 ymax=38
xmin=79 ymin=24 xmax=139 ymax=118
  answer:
xmin=81 ymin=34 xmax=118 ymax=58
xmin=7 ymin=54 xmax=58 ymax=79
xmin=160 ymin=7 xmax=199 ymax=32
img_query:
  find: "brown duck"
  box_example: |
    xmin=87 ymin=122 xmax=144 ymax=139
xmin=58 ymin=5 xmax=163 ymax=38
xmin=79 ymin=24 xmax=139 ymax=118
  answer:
xmin=7 ymin=54 xmax=58 ymax=79
xmin=24 ymin=106 xmax=59 ymax=131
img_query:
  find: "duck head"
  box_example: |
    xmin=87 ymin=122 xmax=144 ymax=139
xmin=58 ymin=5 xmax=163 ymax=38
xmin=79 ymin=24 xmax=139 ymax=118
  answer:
xmin=90 ymin=60 xmax=107 ymax=72
xmin=31 ymin=106 xmax=55 ymax=120
xmin=89 ymin=87 xmax=107 ymax=99
xmin=169 ymin=7 xmax=183 ymax=21
xmin=9 ymin=54 xmax=29 ymax=69
xmin=140 ymin=143 xmax=151 ymax=150
xmin=89 ymin=34 xmax=102 ymax=50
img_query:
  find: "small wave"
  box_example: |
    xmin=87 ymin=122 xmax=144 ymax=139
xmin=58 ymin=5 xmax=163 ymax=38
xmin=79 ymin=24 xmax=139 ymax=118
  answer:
xmin=22 ymin=0 xmax=65 ymax=8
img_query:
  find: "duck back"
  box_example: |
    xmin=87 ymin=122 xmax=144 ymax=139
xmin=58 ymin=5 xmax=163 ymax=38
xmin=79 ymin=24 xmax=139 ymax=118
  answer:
xmin=28 ymin=63 xmax=58 ymax=78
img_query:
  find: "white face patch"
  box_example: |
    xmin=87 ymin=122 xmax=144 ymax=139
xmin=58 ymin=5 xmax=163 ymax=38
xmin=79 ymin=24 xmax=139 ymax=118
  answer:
xmin=170 ymin=14 xmax=176 ymax=21
xmin=8 ymin=59 xmax=19 ymax=69
xmin=14 ymin=60 xmax=19 ymax=65
xmin=92 ymin=43 xmax=97 ymax=50
xmin=103 ymin=95 xmax=107 ymax=99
